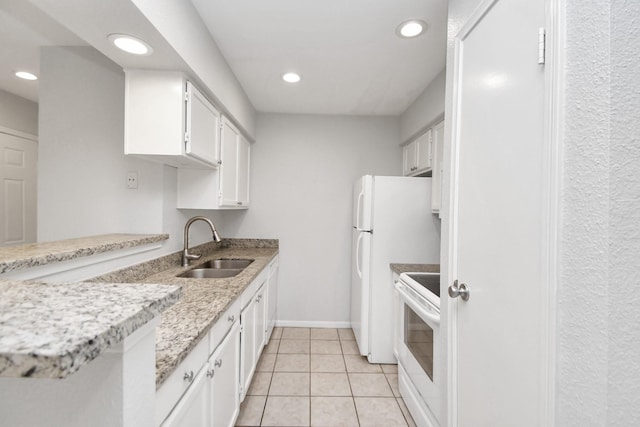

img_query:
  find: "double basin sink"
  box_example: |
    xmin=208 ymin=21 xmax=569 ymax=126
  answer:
xmin=178 ymin=258 xmax=254 ymax=279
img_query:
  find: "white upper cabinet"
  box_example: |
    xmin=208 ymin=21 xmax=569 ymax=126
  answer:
xmin=125 ymin=70 xmax=220 ymax=169
xmin=177 ymin=116 xmax=250 ymax=210
xmin=431 ymin=120 xmax=445 ymax=216
xmin=403 ymin=129 xmax=432 ymax=176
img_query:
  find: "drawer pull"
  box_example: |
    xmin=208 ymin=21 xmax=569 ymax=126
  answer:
xmin=228 ymin=315 xmax=235 ymax=322
xmin=183 ymin=370 xmax=194 ymax=382
xmin=206 ymin=369 xmax=215 ymax=378
xmin=214 ymin=359 xmax=223 ymax=368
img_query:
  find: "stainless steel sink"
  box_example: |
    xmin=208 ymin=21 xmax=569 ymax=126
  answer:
xmin=177 ymin=258 xmax=254 ymax=279
xmin=198 ymin=258 xmax=254 ymax=269
xmin=178 ymin=268 xmax=242 ymax=279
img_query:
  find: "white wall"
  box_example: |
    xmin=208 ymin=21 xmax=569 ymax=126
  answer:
xmin=607 ymin=1 xmax=639 ymax=424
xmin=0 ymin=89 xmax=38 ymax=136
xmin=217 ymin=113 xmax=400 ymax=325
xmin=36 ymin=46 xmax=221 ymax=255
xmin=38 ymin=46 xmax=165 ymax=241
xmin=399 ymin=68 xmax=446 ymax=143
xmin=557 ymin=2 xmax=610 ymax=424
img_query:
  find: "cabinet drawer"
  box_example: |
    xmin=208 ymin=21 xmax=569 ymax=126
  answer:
xmin=209 ymin=297 xmax=241 ymax=355
xmin=155 ymin=334 xmax=209 ymax=425
xmin=240 ymin=269 xmax=268 ymax=308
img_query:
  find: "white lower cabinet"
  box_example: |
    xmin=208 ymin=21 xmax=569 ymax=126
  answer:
xmin=254 ymin=287 xmax=266 ymax=354
xmin=209 ymin=321 xmax=240 ymax=427
xmin=240 ymin=280 xmax=266 ymax=400
xmin=162 ymin=322 xmax=240 ymax=427
xmin=240 ymin=291 xmax=257 ymax=400
xmin=157 ymin=261 xmax=276 ymax=427
xmin=265 ymin=257 xmax=279 ymax=341
xmin=161 ymin=367 xmax=210 ymax=427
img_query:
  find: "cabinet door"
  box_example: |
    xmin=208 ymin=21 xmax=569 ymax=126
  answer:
xmin=185 ymin=82 xmax=220 ymax=166
xmin=240 ymin=298 xmax=256 ymax=399
xmin=210 ymin=321 xmax=240 ymax=427
xmin=402 ymin=142 xmax=417 ymax=176
xmin=254 ymin=285 xmax=266 ymax=357
xmin=236 ymin=136 xmax=250 ymax=207
xmin=161 ymin=367 xmax=210 ymax=427
xmin=266 ymin=258 xmax=279 ymax=341
xmin=415 ymin=129 xmax=433 ymax=174
xmin=219 ymin=118 xmax=240 ymax=207
xmin=431 ymin=121 xmax=445 ymax=214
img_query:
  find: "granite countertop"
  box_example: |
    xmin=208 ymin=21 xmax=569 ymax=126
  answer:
xmin=0 ymin=233 xmax=169 ymax=274
xmin=0 ymin=280 xmax=181 ymax=379
xmin=390 ymin=263 xmax=440 ymax=275
xmin=94 ymin=239 xmax=279 ymax=388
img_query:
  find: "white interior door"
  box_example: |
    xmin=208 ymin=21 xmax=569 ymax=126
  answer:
xmin=448 ymin=0 xmax=548 ymax=425
xmin=0 ymin=131 xmax=37 ymax=246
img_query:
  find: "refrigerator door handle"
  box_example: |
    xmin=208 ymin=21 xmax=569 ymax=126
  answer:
xmin=355 ymin=187 xmax=365 ymax=229
xmin=356 ymin=232 xmax=364 ymax=278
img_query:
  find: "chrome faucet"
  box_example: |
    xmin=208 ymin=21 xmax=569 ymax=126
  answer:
xmin=182 ymin=216 xmax=222 ymax=267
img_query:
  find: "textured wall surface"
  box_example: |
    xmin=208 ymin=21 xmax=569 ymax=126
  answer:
xmin=37 ymin=47 xmax=165 ymax=241
xmin=557 ymin=1 xmax=610 ymax=425
xmin=607 ymin=0 xmax=640 ymax=424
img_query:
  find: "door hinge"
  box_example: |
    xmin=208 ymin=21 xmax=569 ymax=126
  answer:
xmin=538 ymin=27 xmax=546 ymax=65
xmin=184 ymin=132 xmax=190 ymax=143
xmin=239 ymin=324 xmax=244 ymax=333
xmin=185 ymin=91 xmax=191 ymax=102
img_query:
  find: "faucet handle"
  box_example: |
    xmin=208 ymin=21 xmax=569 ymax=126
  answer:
xmin=182 ymin=250 xmax=201 ymax=267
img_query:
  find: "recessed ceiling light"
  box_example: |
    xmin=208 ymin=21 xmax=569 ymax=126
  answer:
xmin=282 ymin=72 xmax=301 ymax=83
xmin=396 ymin=20 xmax=427 ymax=38
xmin=108 ymin=34 xmax=153 ymax=56
xmin=15 ymin=71 xmax=38 ymax=81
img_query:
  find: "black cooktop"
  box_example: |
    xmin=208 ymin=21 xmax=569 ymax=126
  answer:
xmin=407 ymin=273 xmax=440 ymax=297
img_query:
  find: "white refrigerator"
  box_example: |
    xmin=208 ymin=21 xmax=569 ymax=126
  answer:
xmin=351 ymin=175 xmax=440 ymax=363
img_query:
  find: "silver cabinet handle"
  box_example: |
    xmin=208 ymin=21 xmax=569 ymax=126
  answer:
xmin=214 ymin=359 xmax=222 ymax=368
xmin=228 ymin=315 xmax=235 ymax=322
xmin=448 ymin=280 xmax=470 ymax=301
xmin=206 ymin=369 xmax=215 ymax=378
xmin=183 ymin=370 xmax=194 ymax=382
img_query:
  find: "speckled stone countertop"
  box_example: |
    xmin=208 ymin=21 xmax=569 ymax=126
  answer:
xmin=0 ymin=233 xmax=169 ymax=274
xmin=390 ymin=263 xmax=440 ymax=275
xmin=0 ymin=280 xmax=181 ymax=379
xmin=92 ymin=239 xmax=279 ymax=388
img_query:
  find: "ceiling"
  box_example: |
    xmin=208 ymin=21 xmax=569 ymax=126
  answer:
xmin=192 ymin=0 xmax=448 ymax=116
xmin=0 ymin=0 xmax=85 ymax=102
xmin=1 ymin=0 xmax=447 ymax=117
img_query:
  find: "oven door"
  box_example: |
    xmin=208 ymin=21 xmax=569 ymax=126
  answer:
xmin=394 ymin=281 xmax=443 ymax=424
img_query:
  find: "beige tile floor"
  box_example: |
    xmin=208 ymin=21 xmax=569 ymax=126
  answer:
xmin=235 ymin=327 xmax=417 ymax=427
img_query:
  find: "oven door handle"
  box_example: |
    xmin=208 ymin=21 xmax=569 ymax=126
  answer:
xmin=395 ymin=282 xmax=440 ymax=326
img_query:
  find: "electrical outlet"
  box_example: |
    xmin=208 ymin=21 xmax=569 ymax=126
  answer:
xmin=127 ymin=172 xmax=138 ymax=189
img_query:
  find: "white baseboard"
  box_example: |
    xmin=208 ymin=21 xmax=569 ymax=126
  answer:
xmin=275 ymin=320 xmax=352 ymax=329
